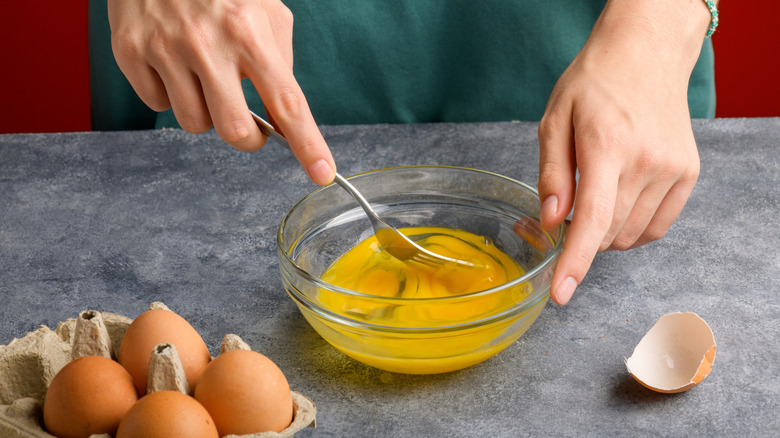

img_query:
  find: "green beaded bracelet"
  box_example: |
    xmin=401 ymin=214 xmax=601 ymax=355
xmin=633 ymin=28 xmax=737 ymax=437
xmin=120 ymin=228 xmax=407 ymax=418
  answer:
xmin=704 ymin=0 xmax=719 ymax=38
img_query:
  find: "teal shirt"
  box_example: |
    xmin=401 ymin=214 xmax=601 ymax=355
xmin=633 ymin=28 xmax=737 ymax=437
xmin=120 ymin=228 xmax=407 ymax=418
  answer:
xmin=89 ymin=1 xmax=715 ymax=130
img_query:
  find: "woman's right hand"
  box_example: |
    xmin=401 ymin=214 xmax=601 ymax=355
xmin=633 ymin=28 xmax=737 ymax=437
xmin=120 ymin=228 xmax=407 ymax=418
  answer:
xmin=107 ymin=0 xmax=336 ymax=184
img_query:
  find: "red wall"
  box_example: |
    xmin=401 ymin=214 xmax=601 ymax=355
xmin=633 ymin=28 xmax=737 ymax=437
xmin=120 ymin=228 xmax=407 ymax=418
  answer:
xmin=0 ymin=2 xmax=777 ymax=134
xmin=0 ymin=2 xmax=91 ymax=133
xmin=712 ymin=1 xmax=780 ymax=118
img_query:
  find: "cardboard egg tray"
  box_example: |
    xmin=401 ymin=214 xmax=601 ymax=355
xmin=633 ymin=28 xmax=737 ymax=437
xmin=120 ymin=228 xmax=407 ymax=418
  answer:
xmin=0 ymin=307 xmax=316 ymax=438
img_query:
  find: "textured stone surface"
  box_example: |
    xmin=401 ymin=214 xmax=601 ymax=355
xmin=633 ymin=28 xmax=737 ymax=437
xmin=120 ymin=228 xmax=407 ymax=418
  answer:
xmin=1 ymin=118 xmax=778 ymax=437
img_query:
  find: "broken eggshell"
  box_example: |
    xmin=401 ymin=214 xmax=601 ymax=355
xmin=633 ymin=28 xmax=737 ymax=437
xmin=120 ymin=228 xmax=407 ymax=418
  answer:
xmin=625 ymin=312 xmax=716 ymax=394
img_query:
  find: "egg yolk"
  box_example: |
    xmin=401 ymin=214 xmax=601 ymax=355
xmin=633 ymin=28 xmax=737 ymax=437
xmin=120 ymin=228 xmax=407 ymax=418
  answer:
xmin=315 ymin=227 xmax=537 ymax=374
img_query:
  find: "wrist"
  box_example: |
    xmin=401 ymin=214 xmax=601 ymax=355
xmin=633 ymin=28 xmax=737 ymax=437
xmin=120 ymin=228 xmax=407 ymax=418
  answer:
xmin=580 ymin=0 xmax=714 ymax=86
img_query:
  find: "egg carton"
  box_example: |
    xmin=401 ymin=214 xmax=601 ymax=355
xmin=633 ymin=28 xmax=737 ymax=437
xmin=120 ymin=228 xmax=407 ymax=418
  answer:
xmin=0 ymin=305 xmax=316 ymax=438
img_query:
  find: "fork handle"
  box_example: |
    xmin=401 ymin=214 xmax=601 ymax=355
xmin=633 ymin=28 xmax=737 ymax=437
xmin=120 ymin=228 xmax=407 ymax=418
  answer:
xmin=250 ymin=111 xmax=290 ymax=149
xmin=249 ymin=111 xmax=384 ymax=225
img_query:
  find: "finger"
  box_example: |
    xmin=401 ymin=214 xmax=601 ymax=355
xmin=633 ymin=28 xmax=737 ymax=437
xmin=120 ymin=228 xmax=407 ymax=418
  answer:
xmin=111 ymin=41 xmax=172 ymax=112
xmin=538 ymin=99 xmax=577 ymax=230
xmin=241 ymin=16 xmax=335 ymax=185
xmin=198 ymin=62 xmax=268 ymax=152
xmin=262 ymin=3 xmax=293 ymax=134
xmin=264 ymin=2 xmax=294 ymax=68
xmin=628 ymin=177 xmax=696 ymax=249
xmin=600 ymin=177 xmax=644 ymax=251
xmin=605 ymin=181 xmax=671 ymax=250
xmin=513 ymin=218 xmax=550 ymax=253
xmin=256 ymin=76 xmax=334 ymax=185
xmin=152 ymin=60 xmax=213 ymax=133
xmin=551 ymin=165 xmax=620 ymax=305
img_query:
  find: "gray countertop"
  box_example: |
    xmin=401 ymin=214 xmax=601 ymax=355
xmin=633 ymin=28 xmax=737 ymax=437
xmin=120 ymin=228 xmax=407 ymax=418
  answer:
xmin=1 ymin=118 xmax=778 ymax=437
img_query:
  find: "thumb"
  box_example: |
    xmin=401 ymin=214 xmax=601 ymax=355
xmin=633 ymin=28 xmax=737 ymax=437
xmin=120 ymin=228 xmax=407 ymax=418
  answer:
xmin=537 ymin=109 xmax=577 ymax=230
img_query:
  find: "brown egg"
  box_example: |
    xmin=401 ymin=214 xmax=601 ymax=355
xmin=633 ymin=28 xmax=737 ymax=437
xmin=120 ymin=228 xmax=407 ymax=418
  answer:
xmin=116 ymin=390 xmax=219 ymax=438
xmin=118 ymin=308 xmax=211 ymax=395
xmin=194 ymin=349 xmax=293 ymax=435
xmin=43 ymin=356 xmax=138 ymax=438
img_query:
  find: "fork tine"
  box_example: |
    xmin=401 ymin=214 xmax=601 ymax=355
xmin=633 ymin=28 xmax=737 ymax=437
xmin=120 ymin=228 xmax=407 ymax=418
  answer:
xmin=378 ymin=227 xmax=472 ymax=268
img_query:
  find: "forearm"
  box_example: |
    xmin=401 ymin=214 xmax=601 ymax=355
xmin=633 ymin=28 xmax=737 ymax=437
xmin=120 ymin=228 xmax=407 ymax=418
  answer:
xmin=588 ymin=0 xmax=716 ymax=83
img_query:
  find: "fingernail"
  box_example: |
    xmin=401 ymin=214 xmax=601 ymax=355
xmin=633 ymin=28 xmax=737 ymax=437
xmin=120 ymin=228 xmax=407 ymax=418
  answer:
xmin=307 ymin=159 xmax=335 ymax=185
xmin=541 ymin=195 xmax=558 ymax=225
xmin=553 ymin=276 xmax=578 ymax=305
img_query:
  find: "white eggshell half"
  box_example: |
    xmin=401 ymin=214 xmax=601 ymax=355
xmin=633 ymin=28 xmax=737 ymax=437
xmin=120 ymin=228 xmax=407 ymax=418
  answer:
xmin=625 ymin=312 xmax=716 ymax=393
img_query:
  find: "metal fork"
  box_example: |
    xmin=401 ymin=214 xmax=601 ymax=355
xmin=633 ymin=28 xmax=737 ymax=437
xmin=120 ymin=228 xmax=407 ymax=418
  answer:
xmin=250 ymin=111 xmax=473 ymax=269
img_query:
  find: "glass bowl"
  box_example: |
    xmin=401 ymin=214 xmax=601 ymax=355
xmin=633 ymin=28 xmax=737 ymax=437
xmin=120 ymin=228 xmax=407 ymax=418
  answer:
xmin=277 ymin=166 xmax=565 ymax=374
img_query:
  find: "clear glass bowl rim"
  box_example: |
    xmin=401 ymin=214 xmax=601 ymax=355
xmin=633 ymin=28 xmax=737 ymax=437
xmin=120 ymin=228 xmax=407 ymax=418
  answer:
xmin=277 ymin=165 xmax=566 ymax=305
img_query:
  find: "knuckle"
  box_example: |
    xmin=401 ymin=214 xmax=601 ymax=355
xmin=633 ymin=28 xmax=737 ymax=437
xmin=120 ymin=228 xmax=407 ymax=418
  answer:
xmin=584 ymin=195 xmax=614 ymax=231
xmin=188 ymin=123 xmax=212 ymax=134
xmin=145 ymin=30 xmax=175 ymax=64
xmin=145 ymin=22 xmax=212 ymax=64
xmin=218 ymin=118 xmax=252 ymax=145
xmin=272 ymin=87 xmax=306 ymax=120
xmin=682 ymin=160 xmax=701 ymax=185
xmin=634 ymin=148 xmax=662 ymax=174
xmin=270 ymin=2 xmax=294 ymax=26
xmin=111 ymin=36 xmax=143 ymax=65
xmin=232 ymin=135 xmax=267 ymax=153
xmin=178 ymin=114 xmax=212 ymax=134
xmin=221 ymin=1 xmax=293 ymax=50
xmin=584 ymin=124 xmax=628 ymax=156
xmin=538 ymin=113 xmax=562 ymax=140
xmin=643 ymin=226 xmax=667 ymax=243
xmin=185 ymin=18 xmax=217 ymax=53
xmin=223 ymin=6 xmax=257 ymax=42
xmin=538 ymin=160 xmax=566 ymax=185
xmin=567 ymin=246 xmax=595 ymax=274
xmin=145 ymin=94 xmax=171 ymax=113
xmin=297 ymin=135 xmax=322 ymax=156
xmin=610 ymin=234 xmax=636 ymax=251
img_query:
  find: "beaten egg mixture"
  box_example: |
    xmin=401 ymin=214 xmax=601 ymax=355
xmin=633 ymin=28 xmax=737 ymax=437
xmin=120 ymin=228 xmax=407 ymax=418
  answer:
xmin=315 ymin=226 xmax=534 ymax=373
